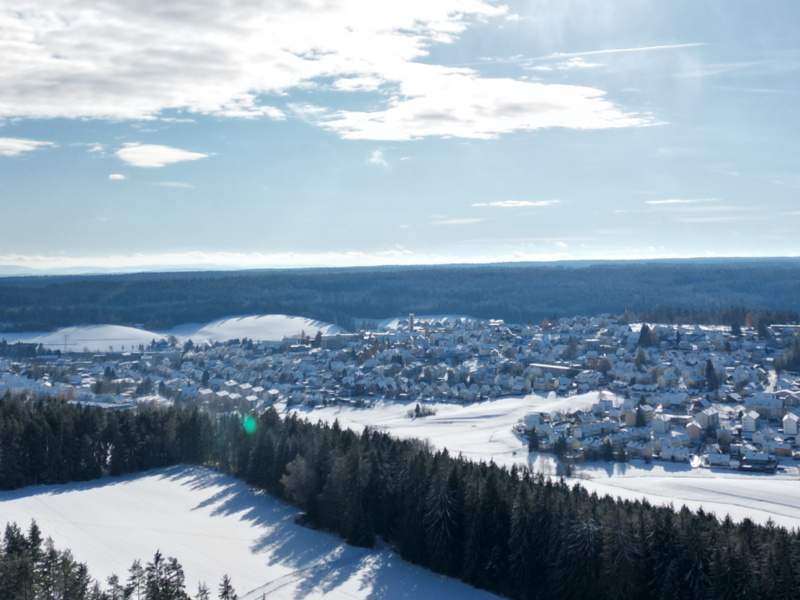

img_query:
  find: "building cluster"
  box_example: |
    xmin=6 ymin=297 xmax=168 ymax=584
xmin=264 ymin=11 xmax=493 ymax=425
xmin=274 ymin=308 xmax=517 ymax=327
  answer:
xmin=2 ymin=314 xmax=800 ymax=471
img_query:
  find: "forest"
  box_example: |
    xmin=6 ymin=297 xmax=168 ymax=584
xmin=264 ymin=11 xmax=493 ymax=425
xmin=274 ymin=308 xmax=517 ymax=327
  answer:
xmin=0 ymin=523 xmax=239 ymax=600
xmin=1 ymin=258 xmax=800 ymax=332
xmin=2 ymin=397 xmax=800 ymax=600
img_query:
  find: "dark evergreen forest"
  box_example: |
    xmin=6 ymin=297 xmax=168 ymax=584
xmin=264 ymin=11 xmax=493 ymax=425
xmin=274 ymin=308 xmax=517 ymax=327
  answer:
xmin=0 ymin=520 xmax=239 ymax=600
xmin=2 ymin=397 xmax=800 ymax=600
xmin=2 ymin=259 xmax=800 ymax=332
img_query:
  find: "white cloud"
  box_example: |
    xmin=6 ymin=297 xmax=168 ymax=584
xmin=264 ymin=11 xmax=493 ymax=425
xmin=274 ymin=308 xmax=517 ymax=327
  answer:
xmin=366 ymin=149 xmax=389 ymax=168
xmin=472 ymin=200 xmax=560 ymax=207
xmin=321 ymin=75 xmax=644 ymax=140
xmin=108 ymin=174 xmax=125 ymax=180
xmin=154 ymin=181 xmax=194 ymax=189
xmin=88 ymin=144 xmax=104 ymax=153
xmin=555 ymin=57 xmax=602 ymax=70
xmin=333 ymin=76 xmax=384 ymax=92
xmin=646 ymin=199 xmax=719 ymax=205
xmin=0 ymin=0 xmax=646 ymax=140
xmin=115 ymin=144 xmax=208 ymax=168
xmin=0 ymin=137 xmax=54 ymax=157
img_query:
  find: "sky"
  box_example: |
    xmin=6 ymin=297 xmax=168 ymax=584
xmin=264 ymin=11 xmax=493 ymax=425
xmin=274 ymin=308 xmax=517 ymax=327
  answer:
xmin=1 ymin=0 xmax=799 ymax=273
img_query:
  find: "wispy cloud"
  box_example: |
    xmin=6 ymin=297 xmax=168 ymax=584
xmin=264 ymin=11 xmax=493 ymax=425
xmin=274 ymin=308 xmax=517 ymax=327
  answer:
xmin=434 ymin=218 xmax=485 ymax=225
xmin=674 ymin=61 xmax=766 ymax=79
xmin=472 ymin=200 xmax=560 ymax=207
xmin=535 ymin=43 xmax=706 ymax=62
xmin=116 ymin=144 xmax=208 ymax=168
xmin=154 ymin=181 xmax=194 ymax=189
xmin=108 ymin=174 xmax=125 ymax=181
xmin=366 ymin=149 xmax=389 ymax=168
xmin=646 ymin=198 xmax=719 ymax=205
xmin=712 ymin=86 xmax=786 ymax=94
xmin=0 ymin=137 xmax=55 ymax=157
xmin=675 ymin=215 xmax=764 ymax=223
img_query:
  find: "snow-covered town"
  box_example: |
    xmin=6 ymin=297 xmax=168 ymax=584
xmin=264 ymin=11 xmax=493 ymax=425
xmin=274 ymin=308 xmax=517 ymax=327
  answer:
xmin=2 ymin=313 xmax=800 ymax=473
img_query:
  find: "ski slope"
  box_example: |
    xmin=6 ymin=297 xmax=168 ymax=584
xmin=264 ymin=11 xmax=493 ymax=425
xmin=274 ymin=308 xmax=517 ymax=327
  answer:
xmin=287 ymin=393 xmax=800 ymax=529
xmin=0 ymin=467 xmax=499 ymax=600
xmin=1 ymin=315 xmax=343 ymax=352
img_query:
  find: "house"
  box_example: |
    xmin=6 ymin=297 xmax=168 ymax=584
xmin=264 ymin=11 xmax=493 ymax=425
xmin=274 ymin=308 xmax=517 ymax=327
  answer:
xmin=742 ymin=410 xmax=760 ymax=433
xmin=626 ymin=441 xmax=654 ymax=458
xmin=686 ymin=421 xmax=703 ymax=440
xmin=707 ymin=452 xmax=730 ymax=467
xmin=661 ymin=445 xmax=690 ymax=462
xmin=783 ymin=412 xmax=799 ymax=436
xmin=696 ymin=407 xmax=719 ymax=430
xmin=651 ymin=414 xmax=671 ymax=434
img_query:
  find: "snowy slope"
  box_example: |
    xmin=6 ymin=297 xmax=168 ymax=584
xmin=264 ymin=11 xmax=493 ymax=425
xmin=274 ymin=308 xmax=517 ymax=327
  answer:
xmin=287 ymin=393 xmax=800 ymax=529
xmin=1 ymin=325 xmax=166 ymax=353
xmin=1 ymin=314 xmax=344 ymax=352
xmin=164 ymin=315 xmax=344 ymax=344
xmin=0 ymin=467 xmax=499 ymax=600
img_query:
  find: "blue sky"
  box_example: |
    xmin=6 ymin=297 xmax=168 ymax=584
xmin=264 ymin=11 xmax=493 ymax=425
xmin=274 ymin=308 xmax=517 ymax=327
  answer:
xmin=1 ymin=0 xmax=799 ymax=272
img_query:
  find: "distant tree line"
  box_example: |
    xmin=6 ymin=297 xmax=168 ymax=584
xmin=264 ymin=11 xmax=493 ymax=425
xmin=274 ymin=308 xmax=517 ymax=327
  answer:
xmin=0 ymin=521 xmax=239 ymax=600
xmin=2 ymin=260 xmax=800 ymax=332
xmin=624 ymin=306 xmax=799 ymax=327
xmin=3 ymin=397 xmax=800 ymax=599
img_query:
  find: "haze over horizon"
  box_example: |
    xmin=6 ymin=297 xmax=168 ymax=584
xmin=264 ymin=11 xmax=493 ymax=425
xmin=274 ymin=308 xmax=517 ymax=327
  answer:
xmin=2 ymin=0 xmax=799 ymax=273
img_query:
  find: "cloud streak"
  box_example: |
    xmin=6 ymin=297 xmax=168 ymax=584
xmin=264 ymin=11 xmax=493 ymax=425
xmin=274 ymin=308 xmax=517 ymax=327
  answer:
xmin=116 ymin=144 xmax=208 ymax=168
xmin=646 ymin=198 xmax=719 ymax=205
xmin=0 ymin=137 xmax=54 ymax=157
xmin=434 ymin=218 xmax=485 ymax=225
xmin=473 ymin=200 xmax=560 ymax=207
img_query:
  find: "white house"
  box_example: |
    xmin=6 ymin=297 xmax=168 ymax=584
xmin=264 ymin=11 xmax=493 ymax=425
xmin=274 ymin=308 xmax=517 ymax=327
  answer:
xmin=696 ymin=407 xmax=719 ymax=430
xmin=651 ymin=414 xmax=671 ymax=434
xmin=742 ymin=410 xmax=760 ymax=433
xmin=783 ymin=412 xmax=799 ymax=436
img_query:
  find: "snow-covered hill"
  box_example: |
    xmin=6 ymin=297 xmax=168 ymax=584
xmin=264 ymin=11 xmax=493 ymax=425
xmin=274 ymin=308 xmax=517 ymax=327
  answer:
xmin=1 ymin=314 xmax=344 ymax=352
xmin=165 ymin=315 xmax=344 ymax=344
xmin=0 ymin=466 xmax=499 ymax=600
xmin=2 ymin=324 xmax=167 ymax=353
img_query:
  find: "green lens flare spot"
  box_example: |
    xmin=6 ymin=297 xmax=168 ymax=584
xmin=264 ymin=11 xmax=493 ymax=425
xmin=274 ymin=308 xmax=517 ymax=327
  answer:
xmin=242 ymin=414 xmax=257 ymax=435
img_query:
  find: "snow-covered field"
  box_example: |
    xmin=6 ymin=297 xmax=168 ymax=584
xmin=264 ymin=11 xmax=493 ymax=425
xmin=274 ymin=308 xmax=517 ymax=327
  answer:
xmin=287 ymin=393 xmax=800 ymax=529
xmin=0 ymin=467 xmax=499 ymax=600
xmin=1 ymin=315 xmax=343 ymax=352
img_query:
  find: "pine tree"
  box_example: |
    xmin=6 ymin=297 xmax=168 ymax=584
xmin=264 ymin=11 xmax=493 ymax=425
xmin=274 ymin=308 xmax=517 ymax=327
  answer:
xmin=508 ymin=482 xmax=537 ymax=599
xmin=601 ymin=509 xmax=643 ymax=600
xmin=218 ymin=575 xmax=237 ymax=600
xmin=126 ymin=559 xmax=146 ymax=600
xmin=705 ymin=359 xmax=719 ymax=391
xmin=553 ymin=518 xmax=602 ymax=600
xmin=424 ymin=466 xmax=463 ymax=576
xmin=195 ymin=582 xmax=210 ymax=600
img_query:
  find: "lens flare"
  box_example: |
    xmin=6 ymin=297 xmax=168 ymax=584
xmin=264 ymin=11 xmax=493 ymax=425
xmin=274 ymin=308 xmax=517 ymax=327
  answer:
xmin=242 ymin=414 xmax=257 ymax=435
